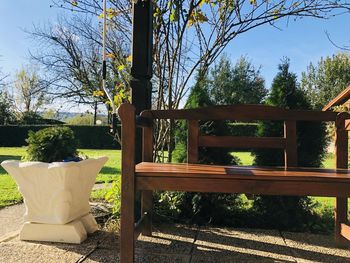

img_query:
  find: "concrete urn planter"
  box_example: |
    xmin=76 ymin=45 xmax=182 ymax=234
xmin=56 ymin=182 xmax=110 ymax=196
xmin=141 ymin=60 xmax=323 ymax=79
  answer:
xmin=1 ymin=156 xmax=108 ymax=244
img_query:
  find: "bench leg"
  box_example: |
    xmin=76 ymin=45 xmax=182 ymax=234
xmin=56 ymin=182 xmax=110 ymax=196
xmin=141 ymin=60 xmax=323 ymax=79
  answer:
xmin=120 ymin=182 xmax=135 ymax=262
xmin=335 ymin=197 xmax=349 ymax=247
xmin=141 ymin=190 xmax=153 ymax=236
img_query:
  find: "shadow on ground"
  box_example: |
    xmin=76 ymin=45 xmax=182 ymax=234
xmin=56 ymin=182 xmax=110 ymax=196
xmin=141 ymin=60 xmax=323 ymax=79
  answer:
xmin=1 ymin=224 xmax=350 ymax=263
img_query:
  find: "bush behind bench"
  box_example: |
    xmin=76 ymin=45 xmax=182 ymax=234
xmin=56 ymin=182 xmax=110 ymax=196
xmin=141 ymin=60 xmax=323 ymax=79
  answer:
xmin=0 ymin=125 xmax=120 ymax=149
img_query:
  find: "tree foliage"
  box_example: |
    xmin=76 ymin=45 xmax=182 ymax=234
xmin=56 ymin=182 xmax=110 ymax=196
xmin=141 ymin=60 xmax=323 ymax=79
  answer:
xmin=0 ymin=92 xmax=16 ymax=125
xmin=13 ymin=66 xmax=48 ymax=113
xmin=39 ymin=0 xmax=350 ymax=153
xmin=252 ymin=59 xmax=328 ymax=230
xmin=168 ymin=70 xmax=241 ymax=224
xmin=301 ymin=52 xmax=350 ymax=110
xmin=209 ymin=56 xmax=267 ymax=105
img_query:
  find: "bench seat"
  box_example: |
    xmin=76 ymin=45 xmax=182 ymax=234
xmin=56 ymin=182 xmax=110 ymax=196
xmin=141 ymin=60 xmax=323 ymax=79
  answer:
xmin=136 ymin=162 xmax=350 ymax=197
xmin=117 ymin=103 xmax=350 ymax=262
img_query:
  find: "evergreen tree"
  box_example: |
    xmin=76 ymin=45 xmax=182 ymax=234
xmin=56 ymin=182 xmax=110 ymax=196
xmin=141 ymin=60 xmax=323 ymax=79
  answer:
xmin=252 ymin=59 xmax=328 ymax=230
xmin=209 ymin=56 xmax=267 ymax=105
xmin=169 ymin=70 xmax=241 ymax=225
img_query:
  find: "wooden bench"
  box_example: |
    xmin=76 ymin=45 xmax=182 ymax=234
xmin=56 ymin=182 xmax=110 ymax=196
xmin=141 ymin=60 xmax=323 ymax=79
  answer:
xmin=117 ymin=103 xmax=350 ymax=263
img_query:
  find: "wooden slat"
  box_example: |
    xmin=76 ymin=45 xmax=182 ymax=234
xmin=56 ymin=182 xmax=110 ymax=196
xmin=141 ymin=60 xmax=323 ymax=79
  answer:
xmin=340 ymin=223 xmax=350 ymax=241
xmin=284 ymin=120 xmax=298 ymax=167
xmin=135 ymin=162 xmax=350 ymax=182
xmin=142 ymin=112 xmax=154 ymax=162
xmin=118 ymin=103 xmax=136 ymax=263
xmin=336 ymin=113 xmax=348 ymax=169
xmin=188 ymin=120 xmax=199 ymax=163
xmin=136 ymin=177 xmax=350 ymax=197
xmin=198 ymin=136 xmax=286 ymax=149
xmin=142 ymin=105 xmax=339 ymax=122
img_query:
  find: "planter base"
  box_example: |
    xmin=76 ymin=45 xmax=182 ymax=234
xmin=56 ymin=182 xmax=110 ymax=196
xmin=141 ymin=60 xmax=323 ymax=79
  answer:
xmin=20 ymin=214 xmax=98 ymax=244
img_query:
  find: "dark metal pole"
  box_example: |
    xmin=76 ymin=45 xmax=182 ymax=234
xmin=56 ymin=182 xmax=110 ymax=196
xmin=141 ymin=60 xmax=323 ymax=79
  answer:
xmin=131 ymin=0 xmax=153 ymax=164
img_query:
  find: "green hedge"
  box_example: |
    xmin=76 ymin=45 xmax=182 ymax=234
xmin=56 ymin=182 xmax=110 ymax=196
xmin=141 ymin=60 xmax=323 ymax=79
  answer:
xmin=0 ymin=125 xmax=120 ymax=149
xmin=228 ymin=122 xmax=258 ymax=137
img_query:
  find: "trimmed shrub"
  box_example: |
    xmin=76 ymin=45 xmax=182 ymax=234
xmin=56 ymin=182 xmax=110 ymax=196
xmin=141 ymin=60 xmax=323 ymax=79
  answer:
xmin=25 ymin=126 xmax=78 ymax=162
xmin=161 ymin=71 xmax=242 ymax=225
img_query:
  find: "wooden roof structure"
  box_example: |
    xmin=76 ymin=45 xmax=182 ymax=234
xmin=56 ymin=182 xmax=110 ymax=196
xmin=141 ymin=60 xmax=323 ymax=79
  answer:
xmin=323 ymin=85 xmax=350 ymax=111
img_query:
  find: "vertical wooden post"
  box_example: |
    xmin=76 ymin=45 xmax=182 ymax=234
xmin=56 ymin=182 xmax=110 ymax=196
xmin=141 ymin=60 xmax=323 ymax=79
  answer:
xmin=130 ymin=0 xmax=153 ymax=243
xmin=131 ymin=0 xmax=153 ymax=163
xmin=188 ymin=120 xmax=199 ymax=163
xmin=141 ymin=112 xmax=153 ymax=236
xmin=118 ymin=104 xmax=136 ymax=263
xmin=335 ymin=113 xmax=349 ymax=246
xmin=284 ymin=120 xmax=297 ymax=168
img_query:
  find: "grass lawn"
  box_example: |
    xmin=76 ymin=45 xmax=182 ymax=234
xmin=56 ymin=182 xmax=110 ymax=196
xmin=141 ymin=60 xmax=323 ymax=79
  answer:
xmin=0 ymin=147 xmax=120 ymax=208
xmin=0 ymin=147 xmax=346 ymax=213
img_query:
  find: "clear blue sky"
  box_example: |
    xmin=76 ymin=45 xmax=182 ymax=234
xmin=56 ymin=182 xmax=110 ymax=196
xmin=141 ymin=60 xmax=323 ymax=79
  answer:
xmin=0 ymin=1 xmax=349 ymax=88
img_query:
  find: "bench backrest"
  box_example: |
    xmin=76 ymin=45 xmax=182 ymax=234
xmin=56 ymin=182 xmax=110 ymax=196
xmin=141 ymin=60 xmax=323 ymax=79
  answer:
xmin=118 ymin=104 xmax=349 ymax=169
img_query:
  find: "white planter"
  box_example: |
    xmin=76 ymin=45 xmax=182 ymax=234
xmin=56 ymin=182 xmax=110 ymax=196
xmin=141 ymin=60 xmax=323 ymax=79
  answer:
xmin=1 ymin=156 xmax=108 ymax=243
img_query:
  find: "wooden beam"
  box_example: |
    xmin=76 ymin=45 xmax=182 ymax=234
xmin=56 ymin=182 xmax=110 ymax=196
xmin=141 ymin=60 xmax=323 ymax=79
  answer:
xmin=323 ymin=85 xmax=350 ymax=111
xmin=142 ymin=105 xmax=339 ymax=122
xmin=130 ymin=0 xmax=153 ymax=165
xmin=335 ymin=112 xmax=349 ymax=247
xmin=136 ymin=177 xmax=350 ymax=197
xmin=118 ymin=104 xmax=136 ymax=263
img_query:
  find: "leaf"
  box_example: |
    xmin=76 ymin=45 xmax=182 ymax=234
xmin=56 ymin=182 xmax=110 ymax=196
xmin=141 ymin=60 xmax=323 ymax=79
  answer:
xmin=93 ymin=90 xmax=104 ymax=97
xmin=249 ymin=0 xmax=256 ymax=6
xmin=199 ymin=0 xmax=210 ymax=8
xmin=188 ymin=9 xmax=208 ymax=27
xmin=117 ymin=65 xmax=125 ymax=71
xmin=126 ymin=55 xmax=132 ymax=62
xmin=106 ymin=53 xmax=116 ymax=59
xmin=71 ymin=0 xmax=78 ymax=6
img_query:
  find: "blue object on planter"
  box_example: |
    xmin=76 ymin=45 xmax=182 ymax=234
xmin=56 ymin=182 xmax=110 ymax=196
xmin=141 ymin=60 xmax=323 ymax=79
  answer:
xmin=63 ymin=156 xmax=82 ymax=162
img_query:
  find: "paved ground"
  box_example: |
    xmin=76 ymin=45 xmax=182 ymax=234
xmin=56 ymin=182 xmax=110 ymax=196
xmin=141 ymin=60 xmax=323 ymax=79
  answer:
xmin=1 ymin=204 xmax=350 ymax=262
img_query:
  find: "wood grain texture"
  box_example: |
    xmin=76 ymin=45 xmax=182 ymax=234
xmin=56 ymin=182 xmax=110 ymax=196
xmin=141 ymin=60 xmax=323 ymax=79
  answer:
xmin=142 ymin=105 xmax=339 ymax=121
xmin=199 ymin=136 xmax=286 ymax=149
xmin=335 ymin=113 xmax=349 ymax=247
xmin=141 ymin=190 xmax=153 ymax=236
xmin=284 ymin=120 xmax=298 ymax=167
xmin=340 ymin=223 xmax=350 ymax=241
xmin=336 ymin=113 xmax=348 ymax=169
xmin=118 ymin=103 xmax=136 ymax=263
xmin=335 ymin=197 xmax=349 ymax=246
xmin=118 ymin=102 xmax=350 ymax=257
xmin=188 ymin=120 xmax=199 ymax=163
xmin=136 ymin=176 xmax=350 ymax=197
xmin=136 ymin=162 xmax=350 ymax=182
xmin=140 ymin=111 xmax=154 ymax=237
